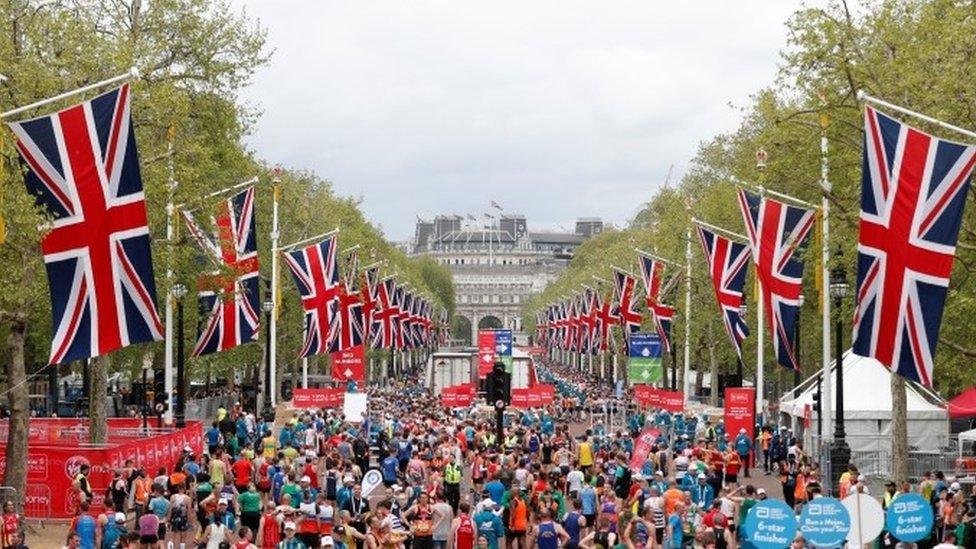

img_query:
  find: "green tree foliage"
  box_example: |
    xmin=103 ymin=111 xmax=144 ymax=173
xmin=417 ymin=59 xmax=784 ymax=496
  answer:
xmin=526 ymin=0 xmax=976 ymax=397
xmin=0 ymin=0 xmax=452 ymax=384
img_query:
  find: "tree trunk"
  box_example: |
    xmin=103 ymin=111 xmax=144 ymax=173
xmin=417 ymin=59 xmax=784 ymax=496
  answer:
xmin=708 ymin=343 xmax=719 ymax=408
xmin=891 ymin=374 xmax=909 ymax=484
xmin=694 ymin=341 xmax=704 ymax=397
xmin=4 ymin=319 xmax=29 ymax=511
xmin=661 ymin=347 xmax=669 ymax=390
xmin=89 ymin=354 xmax=109 ymax=444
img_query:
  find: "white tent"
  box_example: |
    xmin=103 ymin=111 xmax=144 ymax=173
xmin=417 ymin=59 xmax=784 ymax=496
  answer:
xmin=779 ymin=351 xmax=948 ymax=453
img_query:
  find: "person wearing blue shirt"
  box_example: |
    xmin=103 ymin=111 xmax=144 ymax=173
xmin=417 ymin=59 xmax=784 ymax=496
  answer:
xmin=691 ymin=474 xmax=714 ymax=508
xmin=271 ymin=468 xmax=287 ymax=503
xmin=279 ymin=424 xmax=294 ymax=448
xmin=485 ymin=477 xmax=506 ymax=504
xmin=735 ymin=428 xmax=753 ymax=478
xmin=667 ymin=504 xmax=684 ymax=548
xmin=474 ymin=505 xmax=505 ymax=549
xmin=395 ymin=436 xmax=412 ymax=471
xmin=381 ymin=452 xmax=399 ymax=486
xmin=206 ymin=422 xmax=222 ymax=453
xmin=580 ymin=482 xmax=597 ymax=520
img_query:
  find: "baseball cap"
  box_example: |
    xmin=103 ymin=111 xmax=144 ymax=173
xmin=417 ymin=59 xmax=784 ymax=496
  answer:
xmin=343 ymin=475 xmax=355 ymax=484
xmin=284 ymin=521 xmax=297 ymax=530
xmin=654 ymin=470 xmax=664 ymax=477
xmin=951 ymin=482 xmax=962 ymax=492
xmin=322 ymin=536 xmax=335 ymax=546
xmin=114 ymin=512 xmax=126 ymax=523
xmin=697 ymin=473 xmax=706 ymax=479
xmin=301 ymin=475 xmax=311 ymax=483
xmin=218 ymin=498 xmax=229 ymax=505
xmin=757 ymin=488 xmax=767 ymax=495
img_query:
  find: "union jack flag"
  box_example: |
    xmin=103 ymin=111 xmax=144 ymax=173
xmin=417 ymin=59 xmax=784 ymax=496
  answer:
xmin=612 ymin=269 xmax=642 ymax=342
xmin=371 ymin=277 xmax=398 ymax=349
xmin=438 ymin=307 xmax=448 ymax=346
xmin=393 ymin=285 xmax=408 ymax=350
xmin=852 ymin=106 xmax=976 ymax=386
xmin=737 ymin=188 xmax=815 ymax=371
xmin=182 ymin=187 xmax=261 ymax=357
xmin=359 ymin=265 xmax=379 ymax=346
xmin=8 ymin=84 xmax=163 ymax=364
xmin=638 ymin=252 xmax=676 ymax=354
xmin=593 ymin=289 xmax=617 ymax=353
xmin=565 ymin=298 xmax=579 ymax=351
xmin=282 ymin=235 xmax=341 ymax=357
xmin=578 ymin=291 xmax=593 ymax=353
xmin=696 ymin=225 xmax=751 ymax=358
xmin=330 ymin=281 xmax=364 ymax=353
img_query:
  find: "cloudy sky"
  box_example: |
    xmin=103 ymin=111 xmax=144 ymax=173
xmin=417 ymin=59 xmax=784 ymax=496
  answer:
xmin=233 ymin=1 xmax=806 ymax=241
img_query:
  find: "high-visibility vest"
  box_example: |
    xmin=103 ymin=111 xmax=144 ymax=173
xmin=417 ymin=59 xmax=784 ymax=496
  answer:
xmin=445 ymin=463 xmax=462 ymax=484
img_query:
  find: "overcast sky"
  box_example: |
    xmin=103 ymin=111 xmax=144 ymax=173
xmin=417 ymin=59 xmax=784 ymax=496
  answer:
xmin=233 ymin=1 xmax=806 ymax=241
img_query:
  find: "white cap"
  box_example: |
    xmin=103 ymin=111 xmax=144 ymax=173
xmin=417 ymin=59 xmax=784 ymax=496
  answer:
xmin=739 ymin=428 xmax=746 ymax=434
xmin=633 ymin=474 xmax=644 ymax=481
xmin=322 ymin=536 xmax=335 ymax=546
xmin=343 ymin=475 xmax=355 ymax=484
xmin=857 ymin=475 xmax=866 ymax=482
xmin=697 ymin=473 xmax=706 ymax=480
xmin=951 ymin=482 xmax=962 ymax=491
xmin=757 ymin=488 xmax=767 ymax=495
xmin=114 ymin=512 xmax=126 ymax=523
xmin=301 ymin=475 xmax=311 ymax=483
xmin=284 ymin=521 xmax=297 ymax=530
xmin=218 ymin=498 xmax=229 ymax=505
xmin=654 ymin=470 xmax=664 ymax=477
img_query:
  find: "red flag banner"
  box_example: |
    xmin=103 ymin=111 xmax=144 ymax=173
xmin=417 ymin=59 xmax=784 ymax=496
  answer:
xmin=292 ymin=387 xmax=345 ymax=408
xmin=478 ymin=330 xmax=496 ymax=378
xmin=724 ymin=387 xmax=756 ymax=443
xmin=511 ymin=388 xmax=529 ymax=408
xmin=535 ymin=384 xmax=555 ymax=405
xmin=634 ymin=386 xmax=684 ymax=412
xmin=629 ymin=427 xmax=661 ymax=471
xmin=331 ymin=344 xmax=366 ymax=381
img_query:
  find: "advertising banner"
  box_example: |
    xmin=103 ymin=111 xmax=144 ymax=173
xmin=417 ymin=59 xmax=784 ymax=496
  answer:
xmin=292 ymin=387 xmax=345 ymax=408
xmin=478 ymin=330 xmax=496 ymax=378
xmin=724 ymin=387 xmax=756 ymax=451
xmin=743 ymin=500 xmax=798 ymax=549
xmin=634 ymin=386 xmax=685 ymax=412
xmin=629 ymin=427 xmax=661 ymax=471
xmin=331 ymin=344 xmax=365 ymax=381
xmin=440 ymin=385 xmax=474 ymax=408
xmin=535 ymin=384 xmax=555 ymax=405
xmin=628 ymin=332 xmax=662 ymax=385
xmin=511 ymin=388 xmax=529 ymax=408
xmin=495 ymin=330 xmax=513 ymax=373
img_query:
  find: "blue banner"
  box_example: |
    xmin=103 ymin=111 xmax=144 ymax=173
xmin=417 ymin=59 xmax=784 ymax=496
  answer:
xmin=744 ymin=500 xmax=798 ymax=549
xmin=495 ymin=330 xmax=513 ymax=372
xmin=885 ymin=493 xmax=934 ymax=543
xmin=628 ymin=332 xmax=661 ymax=358
xmin=799 ymin=497 xmax=850 ymax=547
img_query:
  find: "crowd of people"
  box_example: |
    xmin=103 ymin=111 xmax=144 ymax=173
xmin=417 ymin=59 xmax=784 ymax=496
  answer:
xmin=23 ymin=356 xmax=973 ymax=549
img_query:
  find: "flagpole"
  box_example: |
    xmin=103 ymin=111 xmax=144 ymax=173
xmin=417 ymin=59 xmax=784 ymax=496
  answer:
xmin=270 ymin=168 xmax=281 ymax=408
xmin=176 ymin=176 xmax=260 ymax=209
xmin=757 ymin=276 xmax=765 ymax=417
xmin=691 ymin=218 xmax=748 ymax=242
xmin=683 ymin=228 xmax=692 ymax=401
xmin=302 ymin=357 xmax=308 ymax=389
xmin=1 ymin=67 xmax=139 ymax=119
xmin=281 ymin=227 xmax=340 ymax=252
xmin=634 ymin=248 xmax=680 ymax=267
xmin=820 ymin=110 xmax=834 ymax=442
xmin=163 ymin=125 xmax=176 ymax=424
xmin=858 ymin=90 xmax=976 ymax=141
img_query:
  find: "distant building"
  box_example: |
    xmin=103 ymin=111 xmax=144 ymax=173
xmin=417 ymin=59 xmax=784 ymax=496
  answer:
xmin=409 ymin=214 xmax=603 ymax=345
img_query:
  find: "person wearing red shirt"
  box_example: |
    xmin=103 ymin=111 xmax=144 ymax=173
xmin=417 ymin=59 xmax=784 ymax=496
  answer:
xmin=451 ymin=502 xmax=476 ymax=549
xmin=256 ymin=501 xmax=281 ymax=549
xmin=233 ymin=456 xmax=253 ymax=493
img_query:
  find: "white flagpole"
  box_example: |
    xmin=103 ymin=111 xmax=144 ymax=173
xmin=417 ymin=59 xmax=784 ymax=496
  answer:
xmin=302 ymin=357 xmax=309 ymax=389
xmin=684 ymin=227 xmax=692 ymax=400
xmin=757 ymin=277 xmax=765 ymax=418
xmin=1 ymin=67 xmax=139 ymax=119
xmin=270 ymin=168 xmax=281 ymax=407
xmin=858 ymin=90 xmax=976 ymax=141
xmin=820 ymin=112 xmax=834 ymax=441
xmin=163 ymin=126 xmax=176 ymax=423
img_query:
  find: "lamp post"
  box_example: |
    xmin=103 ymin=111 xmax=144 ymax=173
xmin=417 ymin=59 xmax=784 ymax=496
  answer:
xmin=262 ymin=295 xmax=274 ymax=415
xmin=737 ymin=302 xmax=748 ymax=387
xmin=794 ymin=293 xmax=804 ymax=389
xmin=172 ymin=283 xmax=188 ymax=428
xmin=141 ymin=364 xmax=150 ymax=432
xmin=829 ymin=247 xmax=850 ymax=488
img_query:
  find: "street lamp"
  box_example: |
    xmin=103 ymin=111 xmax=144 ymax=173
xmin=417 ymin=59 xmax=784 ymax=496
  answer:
xmin=262 ymin=295 xmax=274 ymax=415
xmin=794 ymin=293 xmax=804 ymax=389
xmin=829 ymin=247 xmax=850 ymax=488
xmin=172 ymin=283 xmax=188 ymax=428
xmin=737 ymin=302 xmax=748 ymax=387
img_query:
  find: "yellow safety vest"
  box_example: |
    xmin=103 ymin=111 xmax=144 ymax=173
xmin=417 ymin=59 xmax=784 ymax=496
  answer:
xmin=445 ymin=463 xmax=462 ymax=484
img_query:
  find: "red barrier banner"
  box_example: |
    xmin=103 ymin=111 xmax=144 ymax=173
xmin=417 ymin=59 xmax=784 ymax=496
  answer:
xmin=478 ymin=331 xmax=496 ymax=378
xmin=511 ymin=388 xmax=529 ymax=408
xmin=724 ymin=387 xmax=756 ymax=445
xmin=634 ymin=387 xmax=684 ymax=412
xmin=629 ymin=427 xmax=661 ymax=471
xmin=535 ymin=384 xmax=555 ymax=405
xmin=331 ymin=345 xmax=365 ymax=381
xmin=526 ymin=387 xmax=543 ymax=408
xmin=441 ymin=387 xmax=459 ymax=408
xmin=292 ymin=387 xmax=345 ymax=408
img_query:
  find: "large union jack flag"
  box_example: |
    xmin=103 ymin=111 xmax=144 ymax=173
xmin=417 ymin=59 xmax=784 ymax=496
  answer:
xmin=182 ymin=187 xmax=260 ymax=357
xmin=852 ymin=106 xmax=976 ymax=386
xmin=737 ymin=188 xmax=815 ymax=371
xmin=283 ymin=235 xmax=341 ymax=357
xmin=371 ymin=277 xmax=398 ymax=349
xmin=696 ymin=225 xmax=751 ymax=358
xmin=8 ymin=84 xmax=163 ymax=364
xmin=613 ymin=269 xmax=642 ymax=342
xmin=330 ymin=281 xmax=364 ymax=353
xmin=638 ymin=252 xmax=676 ymax=354
xmin=565 ymin=299 xmax=579 ymax=351
xmin=593 ymin=289 xmax=617 ymax=353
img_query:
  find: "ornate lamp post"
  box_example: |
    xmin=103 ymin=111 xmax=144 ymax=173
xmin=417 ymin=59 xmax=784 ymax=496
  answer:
xmin=829 ymin=247 xmax=850 ymax=488
xmin=262 ymin=296 xmax=274 ymax=415
xmin=756 ymin=148 xmax=768 ymax=172
xmin=172 ymin=283 xmax=188 ymax=428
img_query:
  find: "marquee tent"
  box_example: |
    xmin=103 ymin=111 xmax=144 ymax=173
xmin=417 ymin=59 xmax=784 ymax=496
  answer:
xmin=948 ymin=387 xmax=976 ymax=419
xmin=779 ymin=351 xmax=948 ymax=453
